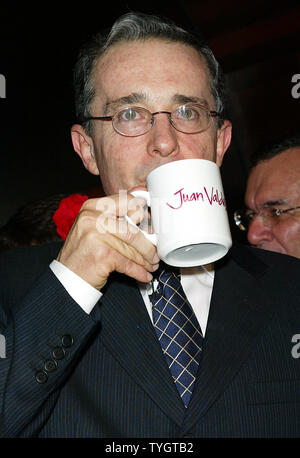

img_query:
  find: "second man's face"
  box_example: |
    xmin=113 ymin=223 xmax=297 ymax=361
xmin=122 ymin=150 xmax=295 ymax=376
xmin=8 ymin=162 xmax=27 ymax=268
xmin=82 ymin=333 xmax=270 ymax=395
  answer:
xmin=245 ymin=147 xmax=300 ymax=259
xmin=75 ymin=39 xmax=231 ymax=195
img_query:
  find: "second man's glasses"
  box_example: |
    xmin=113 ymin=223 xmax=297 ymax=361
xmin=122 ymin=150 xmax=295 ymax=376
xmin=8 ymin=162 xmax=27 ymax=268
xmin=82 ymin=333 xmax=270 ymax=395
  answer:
xmin=234 ymin=206 xmax=300 ymax=231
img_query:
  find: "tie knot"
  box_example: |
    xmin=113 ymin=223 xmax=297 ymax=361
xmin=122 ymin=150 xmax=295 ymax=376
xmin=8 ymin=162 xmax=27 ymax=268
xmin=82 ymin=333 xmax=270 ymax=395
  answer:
xmin=149 ymin=262 xmax=180 ymax=305
xmin=155 ymin=262 xmax=180 ymax=282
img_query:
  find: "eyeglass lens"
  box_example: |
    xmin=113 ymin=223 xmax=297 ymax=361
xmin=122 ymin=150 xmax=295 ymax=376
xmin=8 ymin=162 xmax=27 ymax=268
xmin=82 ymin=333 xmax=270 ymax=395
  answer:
xmin=113 ymin=105 xmax=210 ymax=136
xmin=235 ymin=206 xmax=300 ymax=231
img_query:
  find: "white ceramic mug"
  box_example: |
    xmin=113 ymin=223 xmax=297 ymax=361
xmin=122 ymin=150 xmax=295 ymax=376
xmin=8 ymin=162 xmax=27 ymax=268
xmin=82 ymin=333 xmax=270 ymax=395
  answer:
xmin=128 ymin=159 xmax=232 ymax=267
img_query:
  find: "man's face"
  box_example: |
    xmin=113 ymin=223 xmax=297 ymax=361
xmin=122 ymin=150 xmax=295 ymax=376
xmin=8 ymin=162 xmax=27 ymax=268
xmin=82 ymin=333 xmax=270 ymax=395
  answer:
xmin=73 ymin=39 xmax=231 ymax=194
xmin=245 ymin=147 xmax=300 ymax=259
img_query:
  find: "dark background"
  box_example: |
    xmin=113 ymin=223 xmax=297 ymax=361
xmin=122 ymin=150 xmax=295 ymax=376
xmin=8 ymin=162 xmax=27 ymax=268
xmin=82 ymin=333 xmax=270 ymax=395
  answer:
xmin=0 ymin=0 xmax=299 ymax=242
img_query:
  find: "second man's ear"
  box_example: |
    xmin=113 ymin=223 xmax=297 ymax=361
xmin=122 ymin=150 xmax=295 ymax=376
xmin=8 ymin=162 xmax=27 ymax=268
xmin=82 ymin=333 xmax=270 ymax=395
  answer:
xmin=71 ymin=124 xmax=100 ymax=175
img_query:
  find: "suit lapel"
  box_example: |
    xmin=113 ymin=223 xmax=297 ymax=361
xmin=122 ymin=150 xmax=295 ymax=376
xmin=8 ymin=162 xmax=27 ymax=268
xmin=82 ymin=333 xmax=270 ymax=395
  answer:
xmin=93 ymin=244 xmax=276 ymax=432
xmin=97 ymin=273 xmax=186 ymax=426
xmin=181 ymin=246 xmax=275 ymax=434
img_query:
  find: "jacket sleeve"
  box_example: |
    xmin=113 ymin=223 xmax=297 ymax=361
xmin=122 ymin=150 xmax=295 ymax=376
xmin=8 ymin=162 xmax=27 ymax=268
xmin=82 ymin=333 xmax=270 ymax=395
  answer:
xmin=0 ymin=267 xmax=101 ymax=437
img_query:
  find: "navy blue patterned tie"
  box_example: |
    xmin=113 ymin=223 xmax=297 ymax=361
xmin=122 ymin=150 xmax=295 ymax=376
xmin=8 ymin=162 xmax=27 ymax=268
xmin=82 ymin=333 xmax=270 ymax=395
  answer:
xmin=150 ymin=264 xmax=203 ymax=407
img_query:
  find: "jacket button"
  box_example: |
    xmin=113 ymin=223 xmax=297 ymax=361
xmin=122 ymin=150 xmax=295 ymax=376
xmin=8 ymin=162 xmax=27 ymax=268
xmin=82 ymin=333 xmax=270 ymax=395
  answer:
xmin=44 ymin=359 xmax=58 ymax=372
xmin=35 ymin=371 xmax=48 ymax=384
xmin=61 ymin=334 xmax=73 ymax=348
xmin=52 ymin=347 xmax=65 ymax=360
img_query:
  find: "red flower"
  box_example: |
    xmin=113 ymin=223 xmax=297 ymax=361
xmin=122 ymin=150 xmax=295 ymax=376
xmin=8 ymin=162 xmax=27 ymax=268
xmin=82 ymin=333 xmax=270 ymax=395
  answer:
xmin=53 ymin=194 xmax=89 ymax=240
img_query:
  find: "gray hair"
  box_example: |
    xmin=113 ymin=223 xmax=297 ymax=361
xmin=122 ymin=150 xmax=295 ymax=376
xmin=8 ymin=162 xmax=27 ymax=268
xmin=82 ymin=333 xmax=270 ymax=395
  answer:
xmin=73 ymin=12 xmax=227 ymax=134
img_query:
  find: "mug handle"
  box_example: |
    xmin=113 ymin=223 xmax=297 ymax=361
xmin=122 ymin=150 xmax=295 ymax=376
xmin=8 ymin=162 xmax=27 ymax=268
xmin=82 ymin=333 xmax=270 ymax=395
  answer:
xmin=125 ymin=190 xmax=157 ymax=246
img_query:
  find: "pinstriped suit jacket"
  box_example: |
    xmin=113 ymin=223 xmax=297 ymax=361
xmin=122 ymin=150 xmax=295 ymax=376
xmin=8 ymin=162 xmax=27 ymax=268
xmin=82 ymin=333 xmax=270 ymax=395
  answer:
xmin=0 ymin=241 xmax=299 ymax=437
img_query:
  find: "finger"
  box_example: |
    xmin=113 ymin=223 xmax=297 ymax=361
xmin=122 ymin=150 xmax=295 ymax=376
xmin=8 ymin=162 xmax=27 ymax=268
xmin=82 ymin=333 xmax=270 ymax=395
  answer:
xmin=101 ymin=232 xmax=159 ymax=272
xmin=96 ymin=215 xmax=159 ymax=265
xmin=115 ymin=255 xmax=157 ymax=284
xmin=90 ymin=193 xmax=147 ymax=219
xmin=94 ymin=244 xmax=156 ymax=286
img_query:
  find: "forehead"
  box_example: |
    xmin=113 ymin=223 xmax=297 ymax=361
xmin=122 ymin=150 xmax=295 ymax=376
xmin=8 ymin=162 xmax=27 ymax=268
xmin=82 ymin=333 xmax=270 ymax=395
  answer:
xmin=92 ymin=39 xmax=213 ymax=107
xmin=247 ymin=147 xmax=300 ymax=202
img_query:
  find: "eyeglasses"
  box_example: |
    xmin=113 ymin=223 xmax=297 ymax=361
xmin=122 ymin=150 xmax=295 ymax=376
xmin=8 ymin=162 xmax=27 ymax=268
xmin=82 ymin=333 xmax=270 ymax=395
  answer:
xmin=81 ymin=104 xmax=219 ymax=137
xmin=234 ymin=206 xmax=300 ymax=231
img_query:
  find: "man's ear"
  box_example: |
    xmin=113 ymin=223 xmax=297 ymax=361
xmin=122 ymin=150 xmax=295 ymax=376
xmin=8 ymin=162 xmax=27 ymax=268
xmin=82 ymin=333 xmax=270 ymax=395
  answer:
xmin=216 ymin=120 xmax=232 ymax=167
xmin=71 ymin=124 xmax=100 ymax=175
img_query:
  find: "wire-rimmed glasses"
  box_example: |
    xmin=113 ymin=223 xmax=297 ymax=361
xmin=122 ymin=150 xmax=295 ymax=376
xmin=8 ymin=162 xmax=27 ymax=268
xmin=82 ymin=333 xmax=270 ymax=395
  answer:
xmin=81 ymin=103 xmax=219 ymax=137
xmin=234 ymin=206 xmax=300 ymax=231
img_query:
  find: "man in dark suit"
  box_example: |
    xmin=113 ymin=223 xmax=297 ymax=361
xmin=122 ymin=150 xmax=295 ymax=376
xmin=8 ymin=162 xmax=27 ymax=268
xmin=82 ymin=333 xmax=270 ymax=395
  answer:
xmin=0 ymin=12 xmax=299 ymax=438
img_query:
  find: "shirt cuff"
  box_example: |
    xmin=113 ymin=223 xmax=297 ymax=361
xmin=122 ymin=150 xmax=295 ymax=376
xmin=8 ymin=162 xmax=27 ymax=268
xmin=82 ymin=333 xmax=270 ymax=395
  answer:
xmin=49 ymin=260 xmax=102 ymax=314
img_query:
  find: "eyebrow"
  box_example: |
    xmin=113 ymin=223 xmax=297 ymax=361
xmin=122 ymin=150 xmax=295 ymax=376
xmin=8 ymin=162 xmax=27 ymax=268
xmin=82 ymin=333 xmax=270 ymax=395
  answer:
xmin=246 ymin=199 xmax=289 ymax=212
xmin=104 ymin=92 xmax=210 ymax=114
xmin=263 ymin=199 xmax=289 ymax=207
xmin=172 ymin=94 xmax=209 ymax=108
xmin=105 ymin=93 xmax=147 ymax=113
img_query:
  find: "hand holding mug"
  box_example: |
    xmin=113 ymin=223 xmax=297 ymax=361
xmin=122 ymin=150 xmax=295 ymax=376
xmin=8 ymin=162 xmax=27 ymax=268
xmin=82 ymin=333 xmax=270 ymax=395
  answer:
xmin=57 ymin=194 xmax=159 ymax=290
xmin=127 ymin=159 xmax=232 ymax=267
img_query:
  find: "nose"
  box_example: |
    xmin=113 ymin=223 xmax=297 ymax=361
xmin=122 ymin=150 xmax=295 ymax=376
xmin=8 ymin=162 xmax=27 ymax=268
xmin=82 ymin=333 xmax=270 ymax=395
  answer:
xmin=247 ymin=214 xmax=274 ymax=247
xmin=147 ymin=113 xmax=179 ymax=158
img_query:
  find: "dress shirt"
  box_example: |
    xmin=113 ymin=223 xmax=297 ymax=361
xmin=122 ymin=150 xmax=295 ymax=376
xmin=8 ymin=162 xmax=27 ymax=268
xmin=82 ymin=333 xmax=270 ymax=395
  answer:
xmin=50 ymin=260 xmax=102 ymax=314
xmin=49 ymin=260 xmax=214 ymax=336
